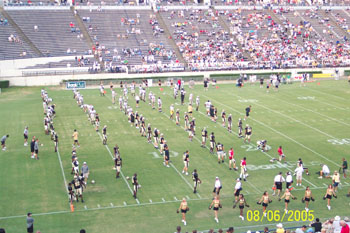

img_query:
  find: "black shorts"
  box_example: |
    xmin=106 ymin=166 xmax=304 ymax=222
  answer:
xmin=262 ymin=203 xmax=268 ymax=207
xmin=285 ymin=199 xmax=290 ymax=203
xmin=275 ymin=182 xmax=282 ymax=190
xmin=326 ymin=194 xmax=332 ymax=199
xmin=74 ymin=140 xmax=78 ymax=143
xmin=136 ymin=100 xmax=139 ymax=104
xmin=31 ymin=148 xmax=34 ymax=153
xmin=213 ymin=207 xmax=219 ymax=211
xmin=239 ymin=205 xmax=244 ymax=209
xmin=305 ymin=197 xmax=310 ymax=202
xmin=27 ymin=225 xmax=33 ymax=233
xmin=246 ymin=112 xmax=249 ymax=117
xmin=165 ymin=155 xmax=169 ymax=161
xmin=213 ymin=186 xmax=222 ymax=194
xmin=34 ymin=150 xmax=38 ymax=154
xmin=234 ymin=189 xmax=241 ymax=197
xmin=181 ymin=209 xmax=187 ymax=213
xmin=1 ymin=141 xmax=4 ymax=145
xmin=24 ymin=134 xmax=28 ymax=139
xmin=286 ymin=182 xmax=293 ymax=189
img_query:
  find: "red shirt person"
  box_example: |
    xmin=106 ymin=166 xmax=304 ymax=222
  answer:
xmin=340 ymin=221 xmax=350 ymax=233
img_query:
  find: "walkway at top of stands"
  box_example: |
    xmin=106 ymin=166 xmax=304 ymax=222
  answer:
xmin=4 ymin=5 xmax=350 ymax=11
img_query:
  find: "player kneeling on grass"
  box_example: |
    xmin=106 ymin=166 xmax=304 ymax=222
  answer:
xmin=257 ymin=191 xmax=272 ymax=217
xmin=233 ymin=194 xmax=249 ymax=221
xmin=318 ymin=164 xmax=330 ymax=179
xmin=177 ymin=198 xmax=189 ymax=226
xmin=209 ymin=196 xmax=222 ymax=223
xmin=302 ymin=186 xmax=315 ymax=212
xmin=279 ymin=189 xmax=296 ymax=213
xmin=257 ymin=140 xmax=267 ymax=152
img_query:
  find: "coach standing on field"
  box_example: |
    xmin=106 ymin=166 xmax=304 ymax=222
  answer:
xmin=26 ymin=212 xmax=34 ymax=233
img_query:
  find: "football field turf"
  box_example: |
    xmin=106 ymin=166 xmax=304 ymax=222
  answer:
xmin=0 ymin=80 xmax=349 ymax=233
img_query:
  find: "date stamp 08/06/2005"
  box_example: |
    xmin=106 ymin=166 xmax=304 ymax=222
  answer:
xmin=246 ymin=210 xmax=315 ymax=222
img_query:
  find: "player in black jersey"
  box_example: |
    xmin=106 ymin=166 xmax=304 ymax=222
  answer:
xmin=68 ymin=183 xmax=75 ymax=203
xmin=132 ymin=173 xmax=138 ymax=198
xmin=238 ymin=118 xmax=243 ymax=138
xmin=244 ymin=124 xmax=252 ymax=143
xmin=210 ymin=132 xmax=216 ymax=154
xmin=72 ymin=175 xmax=84 ymax=202
xmin=153 ymin=128 xmax=159 ymax=149
xmin=201 ymin=128 xmax=208 ymax=147
xmin=216 ymin=142 xmax=225 ymax=164
xmin=147 ymin=124 xmax=152 ymax=143
xmin=113 ymin=144 xmax=120 ymax=158
xmin=244 ymin=105 xmax=251 ymax=121
xmin=221 ymin=110 xmax=226 ymax=127
xmin=115 ymin=155 xmax=122 ymax=178
xmin=182 ymin=151 xmax=190 ymax=175
xmin=227 ymin=114 xmax=232 ymax=132
xmin=53 ymin=132 xmax=58 ymax=152
xmin=192 ymin=169 xmax=201 ymax=193
xmin=102 ymin=125 xmax=107 ymax=145
xmin=164 ymin=142 xmax=170 ymax=168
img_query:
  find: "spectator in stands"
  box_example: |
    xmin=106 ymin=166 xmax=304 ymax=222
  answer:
xmin=264 ymin=227 xmax=269 ymax=233
xmin=296 ymin=225 xmax=308 ymax=233
xmin=340 ymin=220 xmax=350 ymax=233
xmin=310 ymin=218 xmax=322 ymax=232
xmin=323 ymin=219 xmax=335 ymax=233
xmin=276 ymin=223 xmax=285 ymax=233
xmin=226 ymin=227 xmax=234 ymax=233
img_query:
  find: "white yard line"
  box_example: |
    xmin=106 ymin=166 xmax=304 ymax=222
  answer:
xmin=56 ymin=145 xmax=71 ymax=202
xmin=227 ymin=92 xmax=338 ymax=139
xmin=97 ymin=132 xmax=138 ymax=202
xmin=193 ymin=99 xmax=318 ymax=188
xmin=306 ymin=86 xmax=347 ymax=101
xmin=202 ymin=93 xmax=340 ymax=168
xmin=104 ymin=95 xmax=202 ymax=199
xmin=0 ymin=184 xmax=338 ymax=221
xmin=162 ymin=93 xmax=263 ymax=193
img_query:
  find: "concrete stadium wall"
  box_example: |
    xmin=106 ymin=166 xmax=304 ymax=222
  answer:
xmin=0 ymin=67 xmax=348 ymax=87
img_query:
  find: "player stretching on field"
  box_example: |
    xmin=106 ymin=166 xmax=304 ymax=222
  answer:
xmin=233 ymin=194 xmax=249 ymax=221
xmin=244 ymin=105 xmax=251 ymax=120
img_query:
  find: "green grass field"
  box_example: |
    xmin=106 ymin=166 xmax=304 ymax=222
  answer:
xmin=0 ymin=80 xmax=349 ymax=233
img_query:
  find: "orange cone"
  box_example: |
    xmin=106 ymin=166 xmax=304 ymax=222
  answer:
xmin=70 ymin=203 xmax=75 ymax=212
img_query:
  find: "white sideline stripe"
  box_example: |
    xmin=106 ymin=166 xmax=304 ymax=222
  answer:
xmin=97 ymin=204 xmax=101 ymax=208
xmin=149 ymin=199 xmax=152 ymax=203
xmin=186 ymin=195 xmax=190 ymax=200
xmin=306 ymin=86 xmax=346 ymax=101
xmin=162 ymin=198 xmax=166 ymax=202
xmin=202 ymin=93 xmax=340 ymax=168
xmin=323 ymin=183 xmax=328 ymax=187
xmin=110 ymin=203 xmax=114 ymax=207
xmin=163 ymin=93 xmax=262 ymax=193
xmin=0 ymin=187 xmax=335 ymax=221
xmin=345 ymin=182 xmax=349 ymax=185
xmin=192 ymin=94 xmax=318 ymax=188
xmin=301 ymin=185 xmax=306 ymax=189
xmin=55 ymin=147 xmax=71 ymax=203
xmin=136 ymin=199 xmax=140 ymax=204
xmin=228 ymin=92 xmax=337 ymax=139
xmin=170 ymin=163 xmax=202 ymax=199
xmin=277 ymin=93 xmax=350 ymax=127
xmin=105 ymin=95 xmax=201 ymax=199
xmin=97 ymin=132 xmax=137 ymax=199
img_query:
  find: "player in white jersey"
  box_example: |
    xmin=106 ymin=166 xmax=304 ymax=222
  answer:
xmin=135 ymin=95 xmax=140 ymax=108
xmin=119 ymin=96 xmax=123 ymax=110
xmin=151 ymin=94 xmax=156 ymax=109
xmin=205 ymin=100 xmax=211 ymax=115
xmin=100 ymin=83 xmax=105 ymax=96
xmin=188 ymin=93 xmax=193 ymax=105
xmin=112 ymin=90 xmax=116 ymax=104
xmin=294 ymin=164 xmax=304 ymax=186
xmin=157 ymin=97 xmax=162 ymax=112
xmin=195 ymin=96 xmax=200 ymax=111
